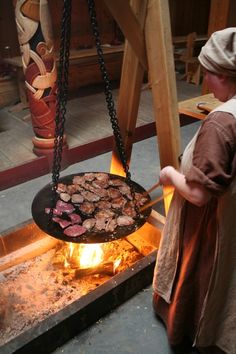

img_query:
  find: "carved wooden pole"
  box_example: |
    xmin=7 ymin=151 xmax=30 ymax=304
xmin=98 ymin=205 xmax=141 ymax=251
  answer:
xmin=13 ymin=0 xmax=68 ymax=158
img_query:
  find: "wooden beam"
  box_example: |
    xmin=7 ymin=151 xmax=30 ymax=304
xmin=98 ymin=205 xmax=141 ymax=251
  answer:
xmin=207 ymin=0 xmax=231 ymax=36
xmin=102 ymin=0 xmax=147 ymax=70
xmin=110 ymin=0 xmax=148 ymax=176
xmin=202 ymin=0 xmax=234 ymax=94
xmin=145 ymin=0 xmax=180 ymax=169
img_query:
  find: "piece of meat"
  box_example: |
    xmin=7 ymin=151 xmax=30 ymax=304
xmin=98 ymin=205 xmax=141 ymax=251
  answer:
xmin=122 ymin=201 xmax=137 ymax=218
xmin=45 ymin=207 xmax=63 ymax=216
xmin=56 ymin=200 xmax=75 ymax=214
xmin=82 ymin=182 xmax=97 ymax=193
xmin=111 ymin=196 xmax=126 ymax=209
xmin=94 ymin=217 xmax=107 ymax=231
xmin=72 ymin=175 xmax=85 ymax=185
xmin=93 ymin=187 xmax=108 ymax=198
xmin=117 ymin=215 xmax=134 ymax=226
xmin=119 ymin=184 xmax=131 ymax=195
xmin=69 ymin=213 xmax=82 ymax=224
xmin=52 ymin=217 xmax=71 ymax=229
xmin=95 ymin=200 xmax=112 ymax=210
xmin=135 ymin=192 xmax=149 ymax=206
xmin=71 ymin=193 xmax=84 ymax=204
xmin=109 ymin=178 xmax=127 ymax=187
xmin=108 ymin=187 xmax=122 ymax=199
xmin=81 ymin=190 xmax=100 ymax=202
xmin=57 ymin=183 xmax=67 ymax=193
xmin=95 ymin=173 xmax=109 ymax=182
xmin=60 ymin=192 xmax=71 ymax=202
xmin=95 ymin=209 xmax=115 ymax=219
xmin=92 ymin=179 xmax=109 ymax=189
xmin=64 ymin=225 xmax=87 ymax=237
xmin=84 ymin=172 xmax=96 ymax=181
xmin=82 ymin=218 xmax=96 ymax=230
xmin=105 ymin=218 xmax=117 ymax=232
xmin=66 ymin=184 xmax=78 ymax=195
xmin=79 ymin=201 xmax=95 ymax=215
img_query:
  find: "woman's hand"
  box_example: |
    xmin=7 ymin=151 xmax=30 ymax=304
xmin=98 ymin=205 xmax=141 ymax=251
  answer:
xmin=159 ymin=166 xmax=175 ymax=186
xmin=159 ymin=165 xmax=211 ymax=207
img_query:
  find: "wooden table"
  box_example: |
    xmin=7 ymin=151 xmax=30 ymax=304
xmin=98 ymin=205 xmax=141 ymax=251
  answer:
xmin=178 ymin=93 xmax=222 ymax=120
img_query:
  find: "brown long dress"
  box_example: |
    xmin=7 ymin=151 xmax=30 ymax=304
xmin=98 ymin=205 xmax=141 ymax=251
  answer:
xmin=152 ymin=105 xmax=236 ymax=353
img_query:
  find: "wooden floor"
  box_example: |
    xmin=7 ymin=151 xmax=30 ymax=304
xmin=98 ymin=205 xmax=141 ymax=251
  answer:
xmin=0 ymin=74 xmax=201 ymax=174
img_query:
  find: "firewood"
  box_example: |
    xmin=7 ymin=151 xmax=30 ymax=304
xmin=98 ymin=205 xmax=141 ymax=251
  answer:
xmin=74 ymin=261 xmax=115 ymax=277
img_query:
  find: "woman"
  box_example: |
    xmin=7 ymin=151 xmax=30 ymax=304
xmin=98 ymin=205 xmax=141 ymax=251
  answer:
xmin=152 ymin=27 xmax=236 ymax=354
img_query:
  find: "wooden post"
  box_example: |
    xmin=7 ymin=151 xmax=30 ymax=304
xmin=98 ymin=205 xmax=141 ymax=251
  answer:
xmin=108 ymin=0 xmax=180 ymax=174
xmin=145 ymin=0 xmax=180 ymax=170
xmin=106 ymin=0 xmax=180 ymax=214
xmin=107 ymin=0 xmax=148 ymax=176
xmin=13 ymin=0 xmax=68 ymax=160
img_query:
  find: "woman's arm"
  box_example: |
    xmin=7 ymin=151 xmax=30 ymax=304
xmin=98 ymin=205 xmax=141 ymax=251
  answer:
xmin=159 ymin=166 xmax=211 ymax=207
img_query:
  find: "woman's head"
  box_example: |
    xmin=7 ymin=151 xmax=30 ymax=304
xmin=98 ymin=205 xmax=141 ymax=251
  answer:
xmin=198 ymin=27 xmax=236 ymax=78
xmin=199 ymin=28 xmax=236 ymax=101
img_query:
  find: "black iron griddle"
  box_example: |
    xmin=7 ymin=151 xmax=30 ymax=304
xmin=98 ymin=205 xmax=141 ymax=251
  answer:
xmin=31 ymin=172 xmax=152 ymax=244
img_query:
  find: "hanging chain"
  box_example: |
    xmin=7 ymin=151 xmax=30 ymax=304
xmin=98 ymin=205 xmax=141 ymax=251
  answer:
xmin=51 ymin=0 xmax=72 ymax=206
xmin=49 ymin=0 xmax=141 ymax=220
xmin=87 ymin=0 xmax=141 ymax=218
xmin=87 ymin=0 xmax=131 ymax=182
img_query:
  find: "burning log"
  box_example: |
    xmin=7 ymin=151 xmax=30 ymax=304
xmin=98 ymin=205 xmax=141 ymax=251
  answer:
xmin=74 ymin=261 xmax=115 ymax=277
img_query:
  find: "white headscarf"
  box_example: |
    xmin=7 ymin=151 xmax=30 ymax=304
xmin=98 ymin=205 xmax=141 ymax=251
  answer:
xmin=198 ymin=27 xmax=236 ymax=77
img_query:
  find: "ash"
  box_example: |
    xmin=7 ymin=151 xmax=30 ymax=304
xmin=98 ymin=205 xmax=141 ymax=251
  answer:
xmin=0 ymin=239 xmax=143 ymax=347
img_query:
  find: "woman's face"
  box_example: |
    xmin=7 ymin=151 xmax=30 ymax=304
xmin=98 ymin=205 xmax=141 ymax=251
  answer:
xmin=204 ymin=70 xmax=228 ymax=102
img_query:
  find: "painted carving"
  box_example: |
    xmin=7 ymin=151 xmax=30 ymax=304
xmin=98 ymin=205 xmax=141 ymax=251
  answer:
xmin=13 ymin=0 xmax=58 ymax=154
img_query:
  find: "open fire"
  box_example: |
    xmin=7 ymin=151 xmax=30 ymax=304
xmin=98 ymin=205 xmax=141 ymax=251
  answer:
xmin=58 ymin=242 xmax=122 ymax=275
xmin=0 ymin=216 xmax=162 ymax=353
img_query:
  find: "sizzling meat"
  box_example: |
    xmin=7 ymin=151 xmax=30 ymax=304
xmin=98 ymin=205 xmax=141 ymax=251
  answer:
xmin=45 ymin=172 xmax=149 ymax=238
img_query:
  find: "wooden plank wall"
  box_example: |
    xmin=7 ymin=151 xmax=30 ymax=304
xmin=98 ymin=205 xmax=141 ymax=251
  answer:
xmin=0 ymin=0 xmax=211 ymax=58
xmin=0 ymin=0 xmax=123 ymax=57
xmin=0 ymin=0 xmax=210 ymax=95
xmin=169 ymin=0 xmax=211 ymax=36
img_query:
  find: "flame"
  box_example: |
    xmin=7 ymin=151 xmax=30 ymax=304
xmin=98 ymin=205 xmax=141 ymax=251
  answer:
xmin=163 ymin=185 xmax=174 ymax=214
xmin=110 ymin=153 xmax=126 ymax=177
xmin=113 ymin=258 xmax=121 ymax=273
xmin=79 ymin=244 xmax=104 ymax=268
xmin=61 ymin=241 xmax=124 ymax=275
xmin=63 ymin=243 xmax=104 ymax=269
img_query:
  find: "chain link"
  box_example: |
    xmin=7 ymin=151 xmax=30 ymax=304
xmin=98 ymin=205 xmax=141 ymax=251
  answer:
xmin=87 ymin=0 xmax=141 ymax=218
xmin=50 ymin=0 xmax=141 ymax=219
xmin=87 ymin=0 xmax=132 ymax=182
xmin=51 ymin=0 xmax=72 ymax=208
